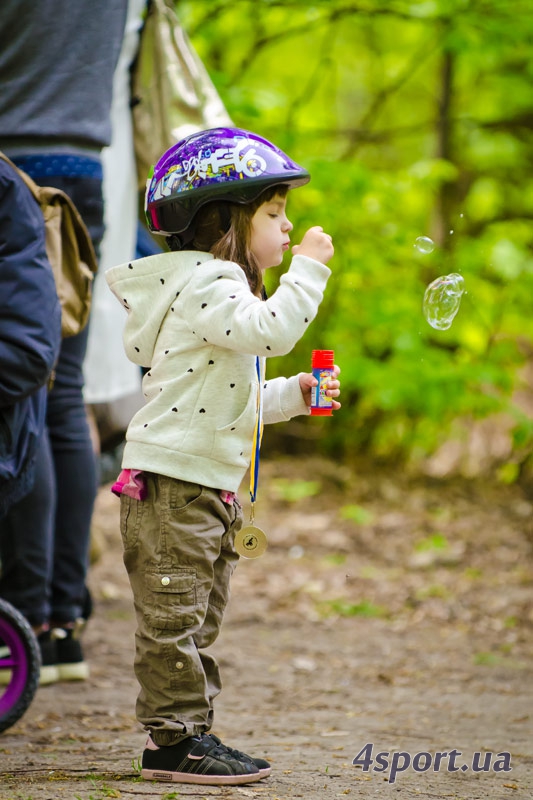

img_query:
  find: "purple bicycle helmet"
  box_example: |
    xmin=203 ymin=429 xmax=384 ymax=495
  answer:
xmin=145 ymin=127 xmax=310 ymax=236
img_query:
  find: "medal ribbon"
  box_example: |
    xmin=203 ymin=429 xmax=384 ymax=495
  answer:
xmin=249 ymin=356 xmax=264 ymax=521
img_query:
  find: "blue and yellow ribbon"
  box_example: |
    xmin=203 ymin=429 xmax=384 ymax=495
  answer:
xmin=249 ymin=357 xmax=264 ymax=519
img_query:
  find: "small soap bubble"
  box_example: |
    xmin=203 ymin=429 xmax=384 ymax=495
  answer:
xmin=423 ymin=273 xmax=465 ymax=330
xmin=289 ymin=545 xmax=305 ymax=560
xmin=414 ymin=235 xmax=435 ymax=254
xmin=449 ymin=229 xmax=454 ymax=235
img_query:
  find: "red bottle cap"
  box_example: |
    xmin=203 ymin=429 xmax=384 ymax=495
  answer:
xmin=311 ymin=349 xmax=334 ymax=368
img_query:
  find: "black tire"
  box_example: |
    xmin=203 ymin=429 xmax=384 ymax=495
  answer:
xmin=0 ymin=598 xmax=41 ymax=733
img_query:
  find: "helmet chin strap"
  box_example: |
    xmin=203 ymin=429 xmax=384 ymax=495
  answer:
xmin=167 ymin=203 xmax=233 ymax=252
xmin=167 ymin=229 xmax=195 ymax=251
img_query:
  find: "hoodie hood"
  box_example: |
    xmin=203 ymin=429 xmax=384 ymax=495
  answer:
xmin=105 ymin=251 xmax=214 ymax=366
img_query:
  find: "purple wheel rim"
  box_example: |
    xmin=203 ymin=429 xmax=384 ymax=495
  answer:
xmin=0 ymin=613 xmax=30 ymax=715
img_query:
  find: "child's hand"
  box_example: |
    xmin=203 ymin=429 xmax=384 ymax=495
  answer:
xmin=292 ymin=226 xmax=334 ymax=265
xmin=299 ymin=365 xmax=341 ymax=410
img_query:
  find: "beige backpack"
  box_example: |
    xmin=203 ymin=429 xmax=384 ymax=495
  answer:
xmin=0 ymin=152 xmax=98 ymax=338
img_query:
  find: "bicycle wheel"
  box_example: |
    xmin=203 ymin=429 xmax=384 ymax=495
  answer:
xmin=0 ymin=598 xmax=41 ymax=733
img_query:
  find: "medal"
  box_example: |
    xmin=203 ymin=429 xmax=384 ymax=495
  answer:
xmin=235 ymin=357 xmax=267 ymax=559
xmin=234 ymin=525 xmax=268 ymax=558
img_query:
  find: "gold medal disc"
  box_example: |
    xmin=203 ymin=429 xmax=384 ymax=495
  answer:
xmin=234 ymin=525 xmax=268 ymax=558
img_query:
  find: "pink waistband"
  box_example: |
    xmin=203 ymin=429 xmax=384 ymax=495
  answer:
xmin=111 ymin=469 xmax=236 ymax=505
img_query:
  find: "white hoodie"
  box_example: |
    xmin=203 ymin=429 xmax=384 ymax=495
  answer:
xmin=105 ymin=249 xmax=330 ymax=492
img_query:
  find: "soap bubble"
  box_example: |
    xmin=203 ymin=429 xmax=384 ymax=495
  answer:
xmin=423 ymin=273 xmax=465 ymax=330
xmin=289 ymin=545 xmax=305 ymax=559
xmin=414 ymin=236 xmax=435 ymax=254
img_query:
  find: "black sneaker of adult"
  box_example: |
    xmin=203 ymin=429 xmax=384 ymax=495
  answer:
xmin=52 ymin=621 xmax=89 ymax=681
xmin=208 ymin=733 xmax=271 ymax=777
xmin=0 ymin=629 xmax=59 ymax=686
xmin=37 ymin=630 xmax=59 ymax=685
xmin=141 ymin=733 xmax=262 ymax=785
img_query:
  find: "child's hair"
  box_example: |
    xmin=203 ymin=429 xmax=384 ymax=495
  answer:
xmin=167 ymin=184 xmax=289 ymax=297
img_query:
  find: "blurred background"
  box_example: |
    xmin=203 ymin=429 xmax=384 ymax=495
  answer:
xmin=171 ymin=0 xmax=533 ymax=485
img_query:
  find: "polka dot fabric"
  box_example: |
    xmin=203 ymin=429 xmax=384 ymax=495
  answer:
xmin=11 ymin=154 xmax=103 ymax=180
xmin=105 ymin=249 xmax=331 ymax=492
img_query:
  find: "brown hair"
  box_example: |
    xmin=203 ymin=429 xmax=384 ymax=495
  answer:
xmin=169 ymin=184 xmax=289 ymax=297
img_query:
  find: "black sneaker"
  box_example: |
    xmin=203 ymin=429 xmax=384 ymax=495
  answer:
xmin=52 ymin=620 xmax=89 ymax=681
xmin=1 ymin=623 xmax=89 ymax=686
xmin=0 ymin=629 xmax=59 ymax=686
xmin=208 ymin=734 xmax=271 ymax=778
xmin=141 ymin=733 xmax=262 ymax=785
xmin=37 ymin=630 xmax=60 ymax=685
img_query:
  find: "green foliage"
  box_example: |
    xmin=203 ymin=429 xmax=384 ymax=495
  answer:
xmin=270 ymin=477 xmax=321 ymax=501
xmin=177 ymin=0 xmax=533 ymax=466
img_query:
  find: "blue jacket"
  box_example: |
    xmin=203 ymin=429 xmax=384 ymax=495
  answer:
xmin=0 ymin=160 xmax=61 ymax=517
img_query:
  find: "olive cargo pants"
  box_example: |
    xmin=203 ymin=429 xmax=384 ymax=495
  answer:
xmin=120 ymin=474 xmax=242 ymax=746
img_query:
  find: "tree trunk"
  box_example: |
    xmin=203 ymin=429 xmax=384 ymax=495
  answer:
xmin=433 ymin=47 xmax=455 ymax=250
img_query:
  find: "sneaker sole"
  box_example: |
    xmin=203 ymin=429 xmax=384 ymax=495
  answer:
xmin=3 ymin=664 xmax=89 ymax=685
xmin=1 ymin=665 xmax=60 ymax=686
xmin=141 ymin=768 xmax=263 ymax=785
xmin=0 ymin=667 xmax=60 ymax=686
xmin=57 ymin=661 xmax=90 ymax=681
xmin=257 ymin=766 xmax=271 ymax=778
xmin=0 ymin=670 xmax=12 ymax=686
xmin=40 ymin=665 xmax=60 ymax=685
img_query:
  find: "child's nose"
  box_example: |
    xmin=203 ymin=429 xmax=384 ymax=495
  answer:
xmin=282 ymin=217 xmax=293 ymax=232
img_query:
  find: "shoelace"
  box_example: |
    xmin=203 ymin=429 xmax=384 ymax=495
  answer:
xmin=207 ymin=735 xmax=251 ymax=762
xmin=198 ymin=734 xmax=235 ymax=759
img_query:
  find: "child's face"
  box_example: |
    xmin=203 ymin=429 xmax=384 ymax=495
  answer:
xmin=250 ymin=193 xmax=293 ymax=271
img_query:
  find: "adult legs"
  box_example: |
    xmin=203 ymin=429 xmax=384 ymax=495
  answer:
xmin=0 ymin=168 xmax=104 ymax=631
xmin=0 ymin=432 xmax=56 ymax=627
xmin=47 ymin=325 xmax=98 ymax=624
xmin=46 ymin=173 xmax=104 ymax=625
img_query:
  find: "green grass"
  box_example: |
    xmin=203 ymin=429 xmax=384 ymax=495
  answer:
xmin=318 ymin=598 xmax=388 ymax=618
xmin=339 ymin=504 xmax=374 ymax=524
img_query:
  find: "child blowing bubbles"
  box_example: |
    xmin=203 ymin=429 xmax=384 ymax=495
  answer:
xmin=106 ymin=127 xmax=340 ymax=786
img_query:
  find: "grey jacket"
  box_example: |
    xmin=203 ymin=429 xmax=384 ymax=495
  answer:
xmin=0 ymin=0 xmax=127 ymax=149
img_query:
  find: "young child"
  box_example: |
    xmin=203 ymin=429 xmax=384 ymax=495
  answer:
xmin=106 ymin=127 xmax=340 ymax=786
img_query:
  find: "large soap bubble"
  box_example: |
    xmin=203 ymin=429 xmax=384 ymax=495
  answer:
xmin=423 ymin=273 xmax=465 ymax=330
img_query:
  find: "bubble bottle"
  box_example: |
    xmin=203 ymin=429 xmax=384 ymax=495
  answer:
xmin=310 ymin=350 xmax=335 ymax=416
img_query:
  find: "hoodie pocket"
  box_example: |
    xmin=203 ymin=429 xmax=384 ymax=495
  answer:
xmin=210 ymin=387 xmax=257 ymax=468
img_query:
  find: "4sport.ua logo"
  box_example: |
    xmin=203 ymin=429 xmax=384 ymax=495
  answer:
xmin=352 ymin=742 xmax=512 ymax=784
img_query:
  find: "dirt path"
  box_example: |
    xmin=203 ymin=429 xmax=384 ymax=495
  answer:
xmin=1 ymin=457 xmax=532 ymax=800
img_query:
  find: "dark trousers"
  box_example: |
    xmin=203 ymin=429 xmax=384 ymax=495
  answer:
xmin=0 ymin=173 xmax=104 ymax=627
